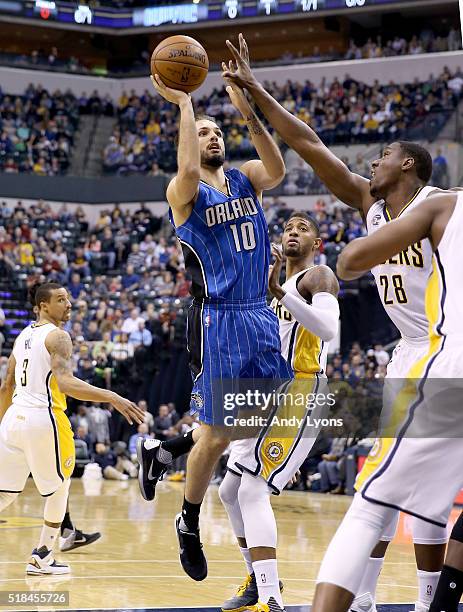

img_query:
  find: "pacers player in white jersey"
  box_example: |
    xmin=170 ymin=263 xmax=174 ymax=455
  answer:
xmin=219 ymin=211 xmax=339 ymax=612
xmin=222 ymin=38 xmax=448 ymax=611
xmin=0 ymin=282 xmax=143 ymax=574
xmin=311 ymin=189 xmax=463 ymax=612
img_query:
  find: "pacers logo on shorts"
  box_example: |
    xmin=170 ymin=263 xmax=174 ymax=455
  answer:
xmin=368 ymin=439 xmax=382 ymax=459
xmin=264 ymin=442 xmax=284 ymax=463
xmin=64 ymin=456 xmax=74 ymax=469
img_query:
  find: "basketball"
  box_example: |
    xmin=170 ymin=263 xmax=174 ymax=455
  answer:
xmin=151 ymin=35 xmax=209 ymax=94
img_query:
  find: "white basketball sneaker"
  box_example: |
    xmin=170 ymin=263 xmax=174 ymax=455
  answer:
xmin=411 ymin=602 xmax=430 ymax=612
xmin=26 ymin=546 xmax=70 ymax=575
xmin=350 ymin=592 xmax=377 ymax=612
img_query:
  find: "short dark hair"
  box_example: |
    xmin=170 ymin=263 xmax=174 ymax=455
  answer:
xmin=28 ymin=282 xmax=64 ymax=309
xmin=287 ymin=211 xmax=320 ymax=237
xmin=195 ymin=114 xmax=218 ymax=125
xmin=397 ymin=141 xmax=433 ymax=183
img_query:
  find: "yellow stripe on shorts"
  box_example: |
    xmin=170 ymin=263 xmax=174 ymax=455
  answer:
xmin=356 ymin=257 xmax=444 ymax=492
xmin=52 ymin=408 xmax=75 ymax=480
xmin=258 ymin=377 xmax=317 ymax=482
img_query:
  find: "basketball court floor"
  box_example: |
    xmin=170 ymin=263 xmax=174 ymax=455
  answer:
xmin=1 ymin=479 xmax=462 ymax=612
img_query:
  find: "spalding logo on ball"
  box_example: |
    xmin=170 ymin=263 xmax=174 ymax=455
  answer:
xmin=151 ymin=35 xmax=209 ymax=93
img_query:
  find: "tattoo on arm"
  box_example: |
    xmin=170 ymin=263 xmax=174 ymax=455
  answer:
xmin=245 ymin=112 xmax=265 ymax=136
xmin=48 ymin=331 xmax=73 ymax=378
xmin=300 ymin=266 xmax=340 ymax=299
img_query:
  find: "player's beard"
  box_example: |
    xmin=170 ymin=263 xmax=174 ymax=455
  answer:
xmin=201 ymin=150 xmax=224 ymax=168
xmin=284 ymin=244 xmax=301 ymax=257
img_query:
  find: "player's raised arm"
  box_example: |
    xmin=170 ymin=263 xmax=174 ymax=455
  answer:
xmin=222 ymin=69 xmax=285 ymax=195
xmin=269 ymin=246 xmax=339 ymax=341
xmin=0 ymin=353 xmax=16 ymax=422
xmin=337 ymin=193 xmax=457 ymax=280
xmin=223 ymin=34 xmax=372 ymax=212
xmin=46 ymin=328 xmax=144 ymax=425
xmin=149 ymin=75 xmax=200 ymax=214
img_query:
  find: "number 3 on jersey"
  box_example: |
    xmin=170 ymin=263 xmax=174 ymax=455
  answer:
xmin=230 ymin=222 xmax=256 ymax=252
xmin=379 ymin=274 xmax=408 ymax=305
xmin=21 ymin=358 xmax=29 ymax=387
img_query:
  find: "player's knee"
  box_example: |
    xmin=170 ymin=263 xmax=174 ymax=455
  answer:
xmin=0 ymin=491 xmax=19 ymax=512
xmin=44 ymin=478 xmax=71 ymax=524
xmin=202 ymin=427 xmax=230 ymax=454
xmin=413 ymin=517 xmax=448 ymax=545
xmin=238 ymin=473 xmax=269 ymax=509
xmin=218 ymin=472 xmax=240 ymax=507
xmin=450 ymin=512 xmax=463 ymax=544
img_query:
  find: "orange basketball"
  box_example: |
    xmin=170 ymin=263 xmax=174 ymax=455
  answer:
xmin=151 ymin=35 xmax=209 ymax=94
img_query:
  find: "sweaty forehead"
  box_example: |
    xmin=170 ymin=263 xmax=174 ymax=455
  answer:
xmin=53 ymin=288 xmax=69 ymax=299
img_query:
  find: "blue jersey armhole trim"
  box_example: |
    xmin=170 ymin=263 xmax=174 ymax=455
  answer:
xmin=227 ymin=168 xmax=259 ymax=202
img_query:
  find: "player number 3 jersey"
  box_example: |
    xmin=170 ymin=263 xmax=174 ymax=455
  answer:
xmin=12 ymin=322 xmax=67 ymax=411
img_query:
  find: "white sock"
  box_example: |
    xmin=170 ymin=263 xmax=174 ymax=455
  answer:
xmin=252 ymin=559 xmax=283 ymax=607
xmin=417 ymin=570 xmax=441 ymax=607
xmin=240 ymin=547 xmax=253 ymax=576
xmin=354 ymin=556 xmax=384 ymax=601
xmin=38 ymin=524 xmax=60 ymax=551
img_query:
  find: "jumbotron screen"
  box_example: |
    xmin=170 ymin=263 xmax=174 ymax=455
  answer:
xmin=0 ymin=0 xmax=431 ymax=29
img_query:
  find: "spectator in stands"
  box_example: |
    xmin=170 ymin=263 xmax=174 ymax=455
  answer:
xmin=122 ymin=308 xmax=145 ymax=335
xmin=432 ymin=148 xmax=449 ymax=189
xmin=111 ymin=333 xmax=134 ymax=362
xmin=86 ymin=404 xmax=112 ymax=445
xmin=92 ymin=442 xmax=135 ymax=480
xmin=75 ymin=424 xmax=94 ymax=452
xmin=68 ymin=272 xmax=85 ymax=300
xmin=93 ymin=331 xmax=114 ymax=359
xmin=128 ymin=320 xmax=152 ymax=348
xmin=69 ymin=247 xmax=91 ymax=278
xmin=128 ymin=423 xmax=151 ymax=461
xmin=318 ymin=438 xmax=350 ymax=493
xmin=127 ymin=242 xmax=145 ymax=269
xmin=153 ymin=404 xmax=175 ymax=442
xmin=122 ymin=264 xmax=140 ymax=290
xmin=138 ymin=399 xmax=154 ymax=431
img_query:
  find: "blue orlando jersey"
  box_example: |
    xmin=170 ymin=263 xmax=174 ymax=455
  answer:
xmin=169 ymin=168 xmax=270 ymax=301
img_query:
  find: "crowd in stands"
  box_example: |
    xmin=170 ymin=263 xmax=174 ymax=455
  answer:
xmin=0 ymin=84 xmax=99 ymax=176
xmin=104 ymin=67 xmax=462 ymax=181
xmin=1 ymin=25 xmax=459 ymax=77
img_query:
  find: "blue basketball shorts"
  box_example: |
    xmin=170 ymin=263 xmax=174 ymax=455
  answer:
xmin=186 ymin=297 xmax=293 ymax=425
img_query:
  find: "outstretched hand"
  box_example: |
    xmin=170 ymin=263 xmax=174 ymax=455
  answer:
xmin=150 ymin=74 xmax=191 ymax=106
xmin=269 ymin=243 xmax=285 ymax=301
xmin=110 ymin=393 xmax=145 ymax=425
xmin=222 ymin=33 xmax=257 ymax=90
xmin=222 ymin=61 xmax=253 ymax=117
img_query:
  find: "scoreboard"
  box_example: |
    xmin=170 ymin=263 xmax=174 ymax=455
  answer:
xmin=0 ymin=0 xmax=439 ymax=30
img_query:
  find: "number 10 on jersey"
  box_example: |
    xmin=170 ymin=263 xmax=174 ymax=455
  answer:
xmin=230 ymin=222 xmax=256 ymax=252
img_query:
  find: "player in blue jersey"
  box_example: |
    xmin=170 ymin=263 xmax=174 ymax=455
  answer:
xmin=137 ymin=72 xmax=292 ymax=581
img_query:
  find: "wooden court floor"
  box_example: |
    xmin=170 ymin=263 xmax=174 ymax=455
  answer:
xmin=0 ymin=478 xmax=461 ymax=612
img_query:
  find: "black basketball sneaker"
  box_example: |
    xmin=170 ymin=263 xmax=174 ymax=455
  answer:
xmin=136 ymin=437 xmax=169 ymax=501
xmin=175 ymin=512 xmax=207 ymax=581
